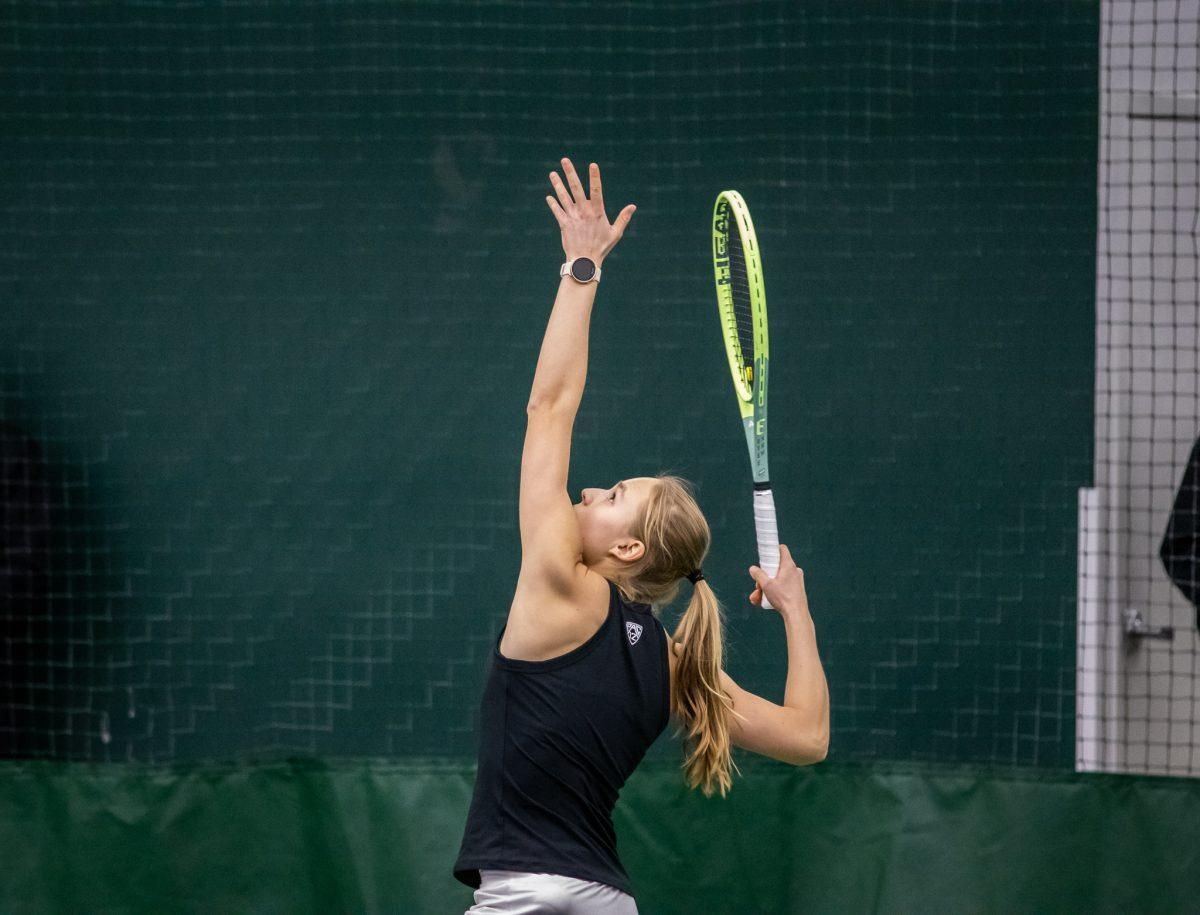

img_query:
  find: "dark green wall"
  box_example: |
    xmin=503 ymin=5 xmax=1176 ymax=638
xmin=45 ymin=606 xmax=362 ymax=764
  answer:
xmin=0 ymin=3 xmax=1094 ymax=768
xmin=2 ymin=758 xmax=1196 ymax=914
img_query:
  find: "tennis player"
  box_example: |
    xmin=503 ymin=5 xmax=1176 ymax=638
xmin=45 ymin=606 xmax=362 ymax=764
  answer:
xmin=453 ymin=158 xmax=830 ymax=914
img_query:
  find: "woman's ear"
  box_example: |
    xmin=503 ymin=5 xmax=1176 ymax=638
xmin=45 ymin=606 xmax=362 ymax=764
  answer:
xmin=613 ymin=539 xmax=645 ymax=563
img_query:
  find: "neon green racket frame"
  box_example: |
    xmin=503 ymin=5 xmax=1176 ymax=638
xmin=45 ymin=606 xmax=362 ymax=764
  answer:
xmin=712 ymin=189 xmax=781 ymax=604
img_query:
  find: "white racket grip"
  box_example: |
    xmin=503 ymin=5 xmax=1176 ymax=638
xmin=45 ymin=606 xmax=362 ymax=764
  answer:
xmin=753 ymin=487 xmax=780 ymax=611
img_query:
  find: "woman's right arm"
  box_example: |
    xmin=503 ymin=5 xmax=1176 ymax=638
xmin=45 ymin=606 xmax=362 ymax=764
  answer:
xmin=735 ymin=544 xmax=830 ymax=764
xmin=718 ymin=661 xmax=828 ymax=766
xmin=669 ymin=544 xmax=829 ymax=766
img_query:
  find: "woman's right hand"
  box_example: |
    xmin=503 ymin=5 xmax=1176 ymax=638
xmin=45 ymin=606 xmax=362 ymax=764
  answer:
xmin=748 ymin=544 xmax=808 ymax=616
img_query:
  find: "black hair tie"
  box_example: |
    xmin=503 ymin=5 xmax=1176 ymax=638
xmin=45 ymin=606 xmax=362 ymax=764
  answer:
xmin=686 ymin=568 xmax=705 ymax=584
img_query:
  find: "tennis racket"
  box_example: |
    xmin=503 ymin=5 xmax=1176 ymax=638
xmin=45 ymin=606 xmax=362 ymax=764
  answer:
xmin=711 ymin=190 xmax=780 ymax=609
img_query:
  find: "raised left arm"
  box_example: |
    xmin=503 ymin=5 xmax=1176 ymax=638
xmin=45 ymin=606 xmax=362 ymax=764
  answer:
xmin=517 ymin=160 xmax=637 ymax=597
xmin=526 ymin=275 xmax=598 ymax=414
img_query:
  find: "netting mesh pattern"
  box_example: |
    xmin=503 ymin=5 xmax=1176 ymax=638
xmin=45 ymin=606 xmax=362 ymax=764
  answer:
xmin=1080 ymin=0 xmax=1199 ymax=777
xmin=0 ymin=1 xmax=1096 ymax=766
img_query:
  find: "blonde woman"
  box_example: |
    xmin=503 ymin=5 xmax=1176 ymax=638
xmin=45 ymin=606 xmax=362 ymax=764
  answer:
xmin=453 ymin=158 xmax=830 ymax=914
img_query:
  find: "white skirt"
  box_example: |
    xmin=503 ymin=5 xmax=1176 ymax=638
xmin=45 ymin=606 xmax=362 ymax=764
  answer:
xmin=465 ymin=868 xmax=639 ymax=914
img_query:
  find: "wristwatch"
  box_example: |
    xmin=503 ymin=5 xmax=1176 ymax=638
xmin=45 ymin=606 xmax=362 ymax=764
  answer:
xmin=561 ymin=257 xmax=601 ymax=284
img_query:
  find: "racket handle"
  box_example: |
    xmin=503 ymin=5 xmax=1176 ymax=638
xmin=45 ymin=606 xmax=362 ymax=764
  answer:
xmin=753 ymin=487 xmax=780 ymax=611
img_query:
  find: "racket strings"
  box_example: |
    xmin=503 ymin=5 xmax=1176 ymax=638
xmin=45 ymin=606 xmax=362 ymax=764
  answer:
xmin=725 ymin=218 xmax=756 ymax=379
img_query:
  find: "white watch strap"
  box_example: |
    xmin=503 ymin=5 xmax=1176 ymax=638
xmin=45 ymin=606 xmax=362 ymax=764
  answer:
xmin=560 ymin=259 xmax=601 ymax=283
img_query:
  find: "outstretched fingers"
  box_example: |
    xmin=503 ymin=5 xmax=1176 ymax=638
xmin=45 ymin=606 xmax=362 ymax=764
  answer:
xmin=614 ymin=203 xmax=637 ymax=236
xmin=549 ymin=170 xmax=574 ymax=213
xmin=561 ymin=157 xmax=587 ymax=210
xmin=589 ymin=162 xmax=604 ymax=215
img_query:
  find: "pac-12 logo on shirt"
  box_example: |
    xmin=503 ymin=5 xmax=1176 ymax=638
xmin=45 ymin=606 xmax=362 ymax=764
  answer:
xmin=625 ymin=621 xmax=643 ymax=646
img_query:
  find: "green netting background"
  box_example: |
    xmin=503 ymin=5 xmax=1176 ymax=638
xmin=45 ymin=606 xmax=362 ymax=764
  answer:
xmin=1 ymin=1 xmax=1095 ymax=769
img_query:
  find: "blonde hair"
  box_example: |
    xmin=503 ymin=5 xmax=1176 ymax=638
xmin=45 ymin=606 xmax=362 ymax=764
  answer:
xmin=612 ymin=474 xmax=742 ymax=798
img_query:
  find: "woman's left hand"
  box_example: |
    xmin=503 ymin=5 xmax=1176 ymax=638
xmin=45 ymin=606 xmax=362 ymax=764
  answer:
xmin=545 ymin=157 xmax=636 ymax=267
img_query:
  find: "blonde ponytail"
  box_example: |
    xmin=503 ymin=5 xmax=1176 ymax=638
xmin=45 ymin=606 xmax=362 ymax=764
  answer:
xmin=670 ymin=579 xmax=741 ymax=798
xmin=620 ymin=473 xmax=742 ymax=797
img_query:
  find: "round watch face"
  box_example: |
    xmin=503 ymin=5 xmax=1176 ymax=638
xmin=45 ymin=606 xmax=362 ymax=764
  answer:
xmin=570 ymin=257 xmax=596 ymax=282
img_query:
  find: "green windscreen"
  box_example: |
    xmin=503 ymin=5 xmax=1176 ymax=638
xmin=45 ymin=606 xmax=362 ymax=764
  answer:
xmin=0 ymin=1 xmax=1095 ymax=770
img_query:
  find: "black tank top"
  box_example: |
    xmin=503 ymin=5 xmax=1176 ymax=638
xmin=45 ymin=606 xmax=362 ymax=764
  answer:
xmin=453 ymin=577 xmax=671 ymax=896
